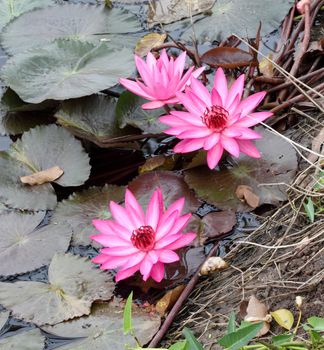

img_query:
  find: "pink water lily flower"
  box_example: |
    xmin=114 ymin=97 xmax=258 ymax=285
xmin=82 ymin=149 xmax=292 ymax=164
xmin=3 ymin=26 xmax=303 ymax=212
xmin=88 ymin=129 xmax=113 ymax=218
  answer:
xmin=160 ymin=68 xmax=273 ymax=169
xmin=91 ymin=188 xmax=196 ymax=282
xmin=119 ymin=49 xmax=204 ymax=109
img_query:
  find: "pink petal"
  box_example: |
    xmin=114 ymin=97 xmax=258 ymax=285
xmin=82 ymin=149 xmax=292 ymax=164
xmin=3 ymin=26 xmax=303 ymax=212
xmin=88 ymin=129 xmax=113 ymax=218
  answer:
xmin=125 ymin=189 xmax=145 ymax=224
xmin=92 ymin=219 xmax=113 ymax=235
xmin=166 ymin=213 xmax=192 ymax=237
xmin=158 ymin=250 xmax=179 ymax=263
xmin=191 ymin=66 xmax=205 ymax=79
xmin=237 ymin=140 xmax=261 ymax=158
xmin=203 ymin=132 xmax=220 ymax=150
xmin=158 ymin=197 xmax=184 ymax=227
xmin=190 ymin=78 xmax=211 ymax=105
xmin=220 ymin=135 xmax=240 ymax=158
xmin=142 ymin=100 xmax=166 ymax=109
xmin=170 ymin=110 xmax=205 ymax=127
xmin=140 ymin=257 xmax=153 ymax=281
xmin=161 ymin=232 xmax=196 ymax=250
xmin=178 ymin=127 xmax=212 ymax=139
xmin=101 ymin=246 xmax=138 ymax=256
xmin=120 ymin=252 xmax=146 ymax=270
xmin=214 ymin=68 xmax=228 ymax=105
xmin=134 ymin=55 xmax=153 ymax=89
xmin=176 ymin=66 xmax=195 ymax=91
xmin=110 ymin=201 xmax=135 ymax=230
xmin=107 ymin=221 xmax=132 ymax=240
xmin=149 ymin=262 xmax=165 ymax=282
xmin=146 ymin=52 xmax=157 ymax=71
xmin=90 ymin=233 xmax=129 ymax=247
xmin=234 ymin=111 xmax=273 ymax=127
xmin=174 ymin=50 xmax=186 ymax=76
xmin=207 ymin=143 xmax=223 ymax=169
xmin=186 ymin=90 xmax=208 ymax=114
xmin=115 ymin=263 xmax=141 ymax=282
xmin=211 ymin=88 xmax=223 ymax=106
xmin=236 ymin=91 xmax=266 ymax=116
xmin=236 ymin=128 xmax=262 ymax=140
xmin=155 ymin=210 xmax=179 ymax=241
xmin=173 ymin=138 xmax=205 ymax=153
xmin=222 ymin=127 xmax=242 ymax=138
xmin=100 ymin=255 xmax=132 ymax=269
xmin=119 ymin=78 xmax=153 ymax=100
xmin=176 ymin=91 xmax=203 ymax=117
xmin=148 ymin=250 xmax=159 ymax=264
xmin=159 ymin=115 xmax=189 ymax=127
xmin=92 ymin=253 xmax=110 ymax=264
xmin=145 ymin=188 xmax=162 ymax=230
xmin=226 ymin=74 xmax=244 ymax=109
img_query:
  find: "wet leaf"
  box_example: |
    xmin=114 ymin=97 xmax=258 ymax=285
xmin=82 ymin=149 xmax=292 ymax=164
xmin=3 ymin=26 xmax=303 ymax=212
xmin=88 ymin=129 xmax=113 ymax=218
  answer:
xmin=116 ymin=91 xmax=166 ymax=134
xmin=51 ymin=184 xmax=125 ymax=247
xmin=179 ymin=0 xmax=293 ymax=43
xmin=0 ymin=310 xmax=9 ymax=331
xmin=148 ymin=0 xmax=214 ymax=27
xmin=0 ymin=212 xmax=72 ymax=277
xmin=2 ymin=40 xmax=134 ymax=104
xmin=184 ymin=128 xmax=297 ymax=211
xmin=0 ymin=328 xmax=45 ymax=350
xmin=201 ymin=47 xmax=255 ymax=69
xmin=128 ymin=171 xmax=200 ymax=213
xmin=135 ymin=33 xmax=167 ymax=57
xmin=201 ymin=210 xmax=236 ymax=239
xmin=43 ymin=301 xmax=161 ymax=349
xmin=156 ymin=285 xmax=185 ymax=316
xmin=20 ymin=166 xmax=64 ymax=186
xmin=0 ymin=253 xmax=114 ymax=326
xmin=1 ymin=3 xmax=141 ymax=55
xmin=271 ymin=309 xmax=294 ymax=330
xmin=0 ymin=0 xmax=54 ymax=31
xmin=235 ymin=185 xmax=260 ymax=209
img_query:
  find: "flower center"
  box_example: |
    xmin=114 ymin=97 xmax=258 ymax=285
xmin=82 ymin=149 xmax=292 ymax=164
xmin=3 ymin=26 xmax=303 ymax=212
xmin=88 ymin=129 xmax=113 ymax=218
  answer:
xmin=131 ymin=225 xmax=155 ymax=251
xmin=202 ymin=105 xmax=229 ymax=131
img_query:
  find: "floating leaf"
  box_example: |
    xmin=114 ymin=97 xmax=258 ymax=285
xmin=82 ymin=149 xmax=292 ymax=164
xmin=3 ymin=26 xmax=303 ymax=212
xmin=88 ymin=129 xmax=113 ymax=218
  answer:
xmin=180 ymin=0 xmax=294 ymax=43
xmin=0 ymin=328 xmax=45 ymax=350
xmin=55 ymin=95 xmax=133 ymax=147
xmin=184 ymin=128 xmax=297 ymax=211
xmin=271 ymin=309 xmax=294 ymax=331
xmin=43 ymin=301 xmax=161 ymax=349
xmin=201 ymin=211 xmax=236 ymax=239
xmin=20 ymin=166 xmax=64 ymax=185
xmin=116 ymin=91 xmax=166 ymax=134
xmin=51 ymin=184 xmax=125 ymax=246
xmin=128 ymin=171 xmax=200 ymax=213
xmin=2 ymin=40 xmax=134 ymax=103
xmin=0 ymin=253 xmax=114 ymax=325
xmin=0 ymin=310 xmax=9 ymax=331
xmin=0 ymin=0 xmax=54 ymax=31
xmin=1 ymin=3 xmax=141 ymax=55
xmin=0 ymin=212 xmax=72 ymax=276
xmin=9 ymin=124 xmax=90 ymax=187
xmin=201 ymin=47 xmax=255 ymax=68
xmin=135 ymin=33 xmax=167 ymax=57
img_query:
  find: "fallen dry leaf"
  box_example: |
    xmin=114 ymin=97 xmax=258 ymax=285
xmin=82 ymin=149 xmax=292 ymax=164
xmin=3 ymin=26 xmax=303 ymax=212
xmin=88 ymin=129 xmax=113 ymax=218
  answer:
xmin=135 ymin=33 xmax=167 ymax=57
xmin=200 ymin=257 xmax=229 ymax=276
xmin=259 ymin=53 xmax=274 ymax=78
xmin=155 ymin=285 xmax=185 ymax=316
xmin=235 ymin=185 xmax=260 ymax=208
xmin=307 ymin=127 xmax=324 ymax=163
xmin=20 ymin=166 xmax=64 ymax=186
xmin=240 ymin=295 xmax=271 ymax=336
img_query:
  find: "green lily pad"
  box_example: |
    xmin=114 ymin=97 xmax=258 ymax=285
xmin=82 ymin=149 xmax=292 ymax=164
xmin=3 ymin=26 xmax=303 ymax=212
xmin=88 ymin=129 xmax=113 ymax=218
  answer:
xmin=43 ymin=301 xmax=161 ymax=350
xmin=0 ymin=253 xmax=114 ymax=326
xmin=0 ymin=328 xmax=45 ymax=350
xmin=8 ymin=124 xmax=91 ymax=187
xmin=0 ymin=211 xmax=72 ymax=276
xmin=0 ymin=0 xmax=54 ymax=32
xmin=1 ymin=40 xmax=134 ymax=103
xmin=55 ymin=95 xmax=135 ymax=147
xmin=0 ymin=310 xmax=9 ymax=331
xmin=184 ymin=128 xmax=297 ymax=211
xmin=51 ymin=184 xmax=125 ymax=247
xmin=178 ymin=0 xmax=293 ymax=43
xmin=1 ymin=3 xmax=141 ymax=55
xmin=116 ymin=91 xmax=166 ymax=134
xmin=128 ymin=171 xmax=200 ymax=213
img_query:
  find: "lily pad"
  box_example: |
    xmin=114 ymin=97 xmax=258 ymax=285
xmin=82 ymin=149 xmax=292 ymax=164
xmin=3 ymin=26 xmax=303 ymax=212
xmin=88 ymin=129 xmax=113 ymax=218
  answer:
xmin=51 ymin=184 xmax=125 ymax=246
xmin=0 ymin=253 xmax=114 ymax=325
xmin=44 ymin=301 xmax=161 ymax=350
xmin=1 ymin=3 xmax=141 ymax=55
xmin=179 ymin=0 xmax=293 ymax=43
xmin=116 ymin=91 xmax=166 ymax=134
xmin=1 ymin=40 xmax=134 ymax=103
xmin=55 ymin=95 xmax=134 ymax=147
xmin=0 ymin=310 xmax=9 ymax=331
xmin=0 ymin=0 xmax=54 ymax=32
xmin=0 ymin=328 xmax=45 ymax=350
xmin=184 ymin=128 xmax=298 ymax=211
xmin=0 ymin=212 xmax=72 ymax=276
xmin=8 ymin=124 xmax=91 ymax=187
xmin=128 ymin=171 xmax=200 ymax=213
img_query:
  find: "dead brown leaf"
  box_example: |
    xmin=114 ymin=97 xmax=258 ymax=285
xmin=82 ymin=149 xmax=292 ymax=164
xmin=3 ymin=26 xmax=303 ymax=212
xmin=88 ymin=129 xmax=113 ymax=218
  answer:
xmin=155 ymin=285 xmax=185 ymax=316
xmin=235 ymin=185 xmax=260 ymax=208
xmin=20 ymin=166 xmax=64 ymax=186
xmin=307 ymin=127 xmax=324 ymax=163
xmin=135 ymin=33 xmax=167 ymax=57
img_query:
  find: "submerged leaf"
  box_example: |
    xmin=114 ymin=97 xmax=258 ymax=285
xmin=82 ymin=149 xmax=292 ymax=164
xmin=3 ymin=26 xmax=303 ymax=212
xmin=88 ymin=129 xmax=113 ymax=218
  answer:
xmin=0 ymin=212 xmax=72 ymax=276
xmin=0 ymin=253 xmax=114 ymax=325
xmin=43 ymin=301 xmax=161 ymax=349
xmin=185 ymin=128 xmax=297 ymax=211
xmin=0 ymin=328 xmax=45 ymax=350
xmin=1 ymin=3 xmax=141 ymax=55
xmin=51 ymin=184 xmax=125 ymax=246
xmin=2 ymin=40 xmax=134 ymax=103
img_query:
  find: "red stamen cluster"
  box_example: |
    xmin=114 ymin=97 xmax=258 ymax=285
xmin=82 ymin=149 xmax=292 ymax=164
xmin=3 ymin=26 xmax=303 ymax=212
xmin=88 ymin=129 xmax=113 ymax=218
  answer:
xmin=131 ymin=225 xmax=155 ymax=251
xmin=202 ymin=105 xmax=229 ymax=131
